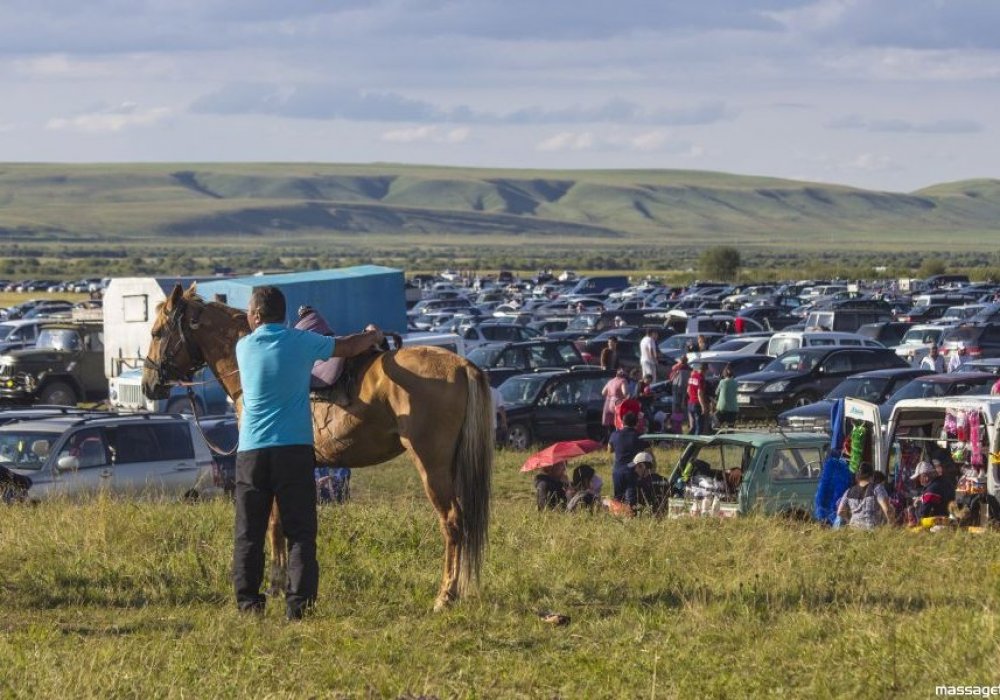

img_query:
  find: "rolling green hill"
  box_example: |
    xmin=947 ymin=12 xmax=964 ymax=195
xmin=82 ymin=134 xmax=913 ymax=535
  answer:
xmin=1 ymin=163 xmax=999 ymax=249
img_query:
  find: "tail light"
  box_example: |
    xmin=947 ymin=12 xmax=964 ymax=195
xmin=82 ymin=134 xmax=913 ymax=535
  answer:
xmin=967 ymin=346 xmax=982 ymax=357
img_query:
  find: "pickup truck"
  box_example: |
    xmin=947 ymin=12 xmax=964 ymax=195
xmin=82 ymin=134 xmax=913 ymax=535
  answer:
xmin=649 ymin=430 xmax=830 ymax=518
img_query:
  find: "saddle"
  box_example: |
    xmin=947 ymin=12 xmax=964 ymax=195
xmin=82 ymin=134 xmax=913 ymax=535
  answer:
xmin=309 ymin=333 xmax=401 ymax=407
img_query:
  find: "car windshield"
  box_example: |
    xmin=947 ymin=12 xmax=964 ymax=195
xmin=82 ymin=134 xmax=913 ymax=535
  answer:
xmin=768 ymin=336 xmax=801 ymax=356
xmin=764 ymin=351 xmax=821 ymax=372
xmin=661 ymin=335 xmax=694 ymax=351
xmin=0 ymin=430 xmax=60 ymax=471
xmin=566 ymin=315 xmax=597 ymax=331
xmin=467 ymin=346 xmax=502 ymax=367
xmin=901 ymin=328 xmax=942 ymax=344
xmin=499 ymin=376 xmax=547 ymax=406
xmin=885 ymin=378 xmax=979 ymax=403
xmin=826 ymin=376 xmax=890 ymax=402
xmin=36 ymin=328 xmax=80 ymax=351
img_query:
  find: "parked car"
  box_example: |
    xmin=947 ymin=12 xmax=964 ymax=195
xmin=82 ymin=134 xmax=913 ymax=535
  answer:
xmin=939 ymin=323 xmax=1000 ymax=360
xmin=735 ymin=347 xmax=908 ymax=417
xmin=498 ymin=368 xmax=614 ymax=448
xmin=0 ymin=413 xmax=217 ymax=500
xmin=0 ymin=320 xmax=107 ymax=405
xmin=856 ymin=321 xmax=913 ymax=348
xmin=196 ymin=415 xmax=238 ymax=496
xmin=109 ymin=366 xmax=231 ymax=416
xmin=696 ymin=334 xmax=772 ymax=358
xmin=457 ymin=322 xmax=540 ymax=351
xmin=877 ymin=371 xmax=997 ymax=422
xmin=777 ymin=367 xmax=933 ymax=431
xmin=892 ymin=324 xmax=954 ymax=365
xmin=655 ymin=431 xmax=830 ymax=518
xmin=467 ymin=340 xmax=587 ymax=387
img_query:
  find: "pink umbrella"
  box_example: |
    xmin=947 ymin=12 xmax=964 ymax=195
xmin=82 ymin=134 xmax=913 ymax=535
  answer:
xmin=520 ymin=439 xmax=604 ymax=472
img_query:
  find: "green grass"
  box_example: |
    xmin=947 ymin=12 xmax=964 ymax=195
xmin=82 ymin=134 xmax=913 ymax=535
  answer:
xmin=2 ymin=448 xmax=999 ymax=698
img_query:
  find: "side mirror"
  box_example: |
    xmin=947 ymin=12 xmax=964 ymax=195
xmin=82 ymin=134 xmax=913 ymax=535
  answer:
xmin=56 ymin=455 xmax=79 ymax=474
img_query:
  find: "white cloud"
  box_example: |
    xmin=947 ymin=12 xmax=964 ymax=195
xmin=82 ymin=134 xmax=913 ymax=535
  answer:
xmin=46 ymin=102 xmax=171 ymax=133
xmin=845 ymin=153 xmax=895 ymax=172
xmin=379 ymin=125 xmax=471 ymax=144
xmin=536 ymin=131 xmax=597 ymax=152
xmin=535 ymin=129 xmax=702 ymax=155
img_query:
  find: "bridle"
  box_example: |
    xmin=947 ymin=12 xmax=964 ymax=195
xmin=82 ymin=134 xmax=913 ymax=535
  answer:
xmin=143 ymin=297 xmax=206 ymax=386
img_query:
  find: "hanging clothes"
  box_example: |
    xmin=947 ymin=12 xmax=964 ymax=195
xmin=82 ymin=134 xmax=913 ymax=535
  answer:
xmin=969 ymin=410 xmax=984 ymax=468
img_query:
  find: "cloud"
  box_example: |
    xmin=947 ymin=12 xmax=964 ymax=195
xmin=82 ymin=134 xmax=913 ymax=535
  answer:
xmin=844 ymin=153 xmax=896 ymax=172
xmin=380 ymin=125 xmax=470 ymax=144
xmin=535 ymin=129 xmax=702 ymax=154
xmin=45 ymin=101 xmax=171 ymax=133
xmin=827 ymin=114 xmax=983 ymax=134
xmin=191 ymin=83 xmax=734 ymax=126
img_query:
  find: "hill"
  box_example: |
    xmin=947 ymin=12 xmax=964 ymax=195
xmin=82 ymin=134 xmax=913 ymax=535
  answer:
xmin=2 ymin=163 xmax=1000 ymax=249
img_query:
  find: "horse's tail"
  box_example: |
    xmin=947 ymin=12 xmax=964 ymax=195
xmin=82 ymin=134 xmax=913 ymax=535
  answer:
xmin=455 ymin=361 xmax=493 ymax=596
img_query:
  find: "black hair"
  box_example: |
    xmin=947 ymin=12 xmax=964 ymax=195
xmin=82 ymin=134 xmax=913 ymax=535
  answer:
xmin=623 ymin=412 xmax=638 ymax=428
xmin=250 ymin=285 xmax=286 ymax=324
xmin=571 ymin=464 xmax=595 ymax=488
xmin=857 ymin=462 xmax=874 ymax=479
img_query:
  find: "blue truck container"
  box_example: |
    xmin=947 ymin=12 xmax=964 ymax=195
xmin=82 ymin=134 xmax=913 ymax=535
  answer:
xmin=196 ymin=265 xmax=408 ymax=334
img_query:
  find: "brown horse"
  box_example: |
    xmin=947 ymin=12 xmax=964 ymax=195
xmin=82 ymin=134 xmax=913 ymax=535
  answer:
xmin=141 ymin=284 xmax=493 ymax=610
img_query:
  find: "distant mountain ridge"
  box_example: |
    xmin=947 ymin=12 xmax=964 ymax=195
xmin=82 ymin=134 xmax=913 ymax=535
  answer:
xmin=0 ymin=163 xmax=998 ymax=242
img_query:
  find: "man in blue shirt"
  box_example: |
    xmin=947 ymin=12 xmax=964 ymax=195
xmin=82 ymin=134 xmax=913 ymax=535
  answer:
xmin=607 ymin=411 xmax=649 ymax=501
xmin=233 ymin=285 xmax=383 ymax=620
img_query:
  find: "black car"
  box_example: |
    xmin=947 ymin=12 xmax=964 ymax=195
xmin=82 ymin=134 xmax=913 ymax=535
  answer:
xmin=735 ymin=347 xmax=908 ymax=417
xmin=939 ymin=323 xmax=1000 ymax=360
xmin=777 ymin=367 xmax=932 ymax=431
xmin=498 ymin=368 xmax=614 ymax=449
xmin=467 ymin=340 xmax=587 ymax=387
xmin=857 ymin=321 xmax=913 ymax=347
xmin=877 ymin=372 xmax=997 ymax=422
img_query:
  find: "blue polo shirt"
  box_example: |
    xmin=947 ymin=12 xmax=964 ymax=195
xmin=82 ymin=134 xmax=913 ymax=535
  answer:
xmin=236 ymin=324 xmax=335 ymax=451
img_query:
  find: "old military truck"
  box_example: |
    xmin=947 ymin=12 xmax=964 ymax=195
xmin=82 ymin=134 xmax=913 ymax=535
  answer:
xmin=0 ymin=321 xmax=106 ymax=406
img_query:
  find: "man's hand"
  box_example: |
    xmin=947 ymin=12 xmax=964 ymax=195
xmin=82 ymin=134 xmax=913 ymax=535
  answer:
xmin=365 ymin=324 xmax=385 ymax=347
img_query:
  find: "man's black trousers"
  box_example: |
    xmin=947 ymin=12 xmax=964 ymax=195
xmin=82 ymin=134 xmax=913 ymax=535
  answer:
xmin=233 ymin=445 xmax=318 ymax=616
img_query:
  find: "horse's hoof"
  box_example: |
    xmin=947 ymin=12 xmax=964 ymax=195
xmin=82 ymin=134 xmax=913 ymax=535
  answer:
xmin=433 ymin=595 xmax=455 ymax=612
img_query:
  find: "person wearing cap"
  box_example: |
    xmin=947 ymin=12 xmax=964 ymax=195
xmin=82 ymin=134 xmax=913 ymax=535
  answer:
xmin=608 ymin=411 xmax=649 ymax=500
xmin=836 ymin=463 xmax=895 ymax=530
xmin=625 ymin=451 xmax=668 ymax=515
xmin=912 ymin=459 xmax=955 ymax=520
xmin=920 ymin=344 xmax=945 ymax=373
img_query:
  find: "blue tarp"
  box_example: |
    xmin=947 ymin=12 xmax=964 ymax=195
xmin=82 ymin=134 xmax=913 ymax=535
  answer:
xmin=196 ymin=265 xmax=407 ymax=334
xmin=815 ymin=398 xmax=852 ymax=524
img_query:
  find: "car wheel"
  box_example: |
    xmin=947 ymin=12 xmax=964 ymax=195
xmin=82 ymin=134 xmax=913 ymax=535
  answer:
xmin=167 ymin=396 xmax=203 ymax=416
xmin=507 ymin=423 xmax=532 ymax=450
xmin=38 ymin=381 xmax=77 ymax=406
xmin=792 ymin=393 xmax=817 ymax=408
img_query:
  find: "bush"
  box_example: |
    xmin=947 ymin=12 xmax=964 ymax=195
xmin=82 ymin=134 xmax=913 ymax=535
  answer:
xmin=699 ymin=246 xmax=742 ymax=281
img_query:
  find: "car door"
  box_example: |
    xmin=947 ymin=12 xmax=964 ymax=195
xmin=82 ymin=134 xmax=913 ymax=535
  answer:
xmin=107 ymin=422 xmax=198 ymax=496
xmin=44 ymin=427 xmax=114 ymax=498
xmin=814 ymin=350 xmax=855 ymax=395
xmin=79 ymin=328 xmax=106 ymax=395
xmin=756 ymin=444 xmax=826 ymax=514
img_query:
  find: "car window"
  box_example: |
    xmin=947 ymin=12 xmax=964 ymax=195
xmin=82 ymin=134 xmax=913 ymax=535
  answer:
xmin=822 ymin=353 xmax=852 ymax=374
xmin=840 ymin=338 xmax=860 ymax=346
xmin=0 ymin=429 xmax=61 ymax=470
xmin=542 ymin=381 xmax=577 ymax=406
xmin=58 ymin=428 xmax=110 ymax=469
xmin=496 ymin=348 xmax=525 ymax=369
xmin=112 ymin=423 xmax=194 ymax=464
xmin=809 ymin=337 xmax=836 ymax=346
xmin=769 ymin=447 xmax=823 ymax=481
xmin=983 ymin=326 xmax=1000 ymax=344
xmin=462 ymin=328 xmax=479 ymax=341
xmin=555 ymin=343 xmax=580 ymax=365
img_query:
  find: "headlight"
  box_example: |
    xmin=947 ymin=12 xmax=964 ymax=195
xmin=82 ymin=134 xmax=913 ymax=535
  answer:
xmin=763 ymin=380 xmax=789 ymax=392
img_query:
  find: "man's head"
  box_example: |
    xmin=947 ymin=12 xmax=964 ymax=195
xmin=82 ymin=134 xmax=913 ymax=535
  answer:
xmin=647 ymin=328 xmax=659 ymax=338
xmin=623 ymin=411 xmax=638 ymax=428
xmin=929 ymin=344 xmax=939 ymax=357
xmin=697 ymin=334 xmax=708 ymax=350
xmin=631 ymin=451 xmax=655 ymax=476
xmin=911 ymin=460 xmax=936 ymax=486
xmin=608 ymin=336 xmax=619 ymax=347
xmin=248 ymin=286 xmax=286 ymax=329
xmin=857 ymin=462 xmax=874 ymax=481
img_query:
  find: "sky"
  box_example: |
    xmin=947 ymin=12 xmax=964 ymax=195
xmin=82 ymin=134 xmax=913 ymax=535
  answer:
xmin=1 ymin=0 xmax=998 ymax=192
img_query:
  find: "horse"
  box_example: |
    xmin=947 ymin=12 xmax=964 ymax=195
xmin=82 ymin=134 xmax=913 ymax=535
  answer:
xmin=141 ymin=284 xmax=493 ymax=611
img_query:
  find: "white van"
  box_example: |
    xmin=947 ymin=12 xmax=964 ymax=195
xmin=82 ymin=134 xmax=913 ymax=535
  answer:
xmin=402 ymin=332 xmax=467 ymax=357
xmin=766 ymin=331 xmax=885 ymax=357
xmin=839 ymin=396 xmax=1000 ymax=523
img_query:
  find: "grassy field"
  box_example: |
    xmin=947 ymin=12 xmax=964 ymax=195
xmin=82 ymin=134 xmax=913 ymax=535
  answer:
xmin=2 ymin=447 xmax=999 ymax=698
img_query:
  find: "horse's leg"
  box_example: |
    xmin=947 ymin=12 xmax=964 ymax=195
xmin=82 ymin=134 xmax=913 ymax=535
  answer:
xmin=402 ymin=438 xmax=462 ymax=611
xmin=267 ymin=499 xmax=288 ymax=597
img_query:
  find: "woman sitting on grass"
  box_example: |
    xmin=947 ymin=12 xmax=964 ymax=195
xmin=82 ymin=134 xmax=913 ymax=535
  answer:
xmin=567 ymin=464 xmax=603 ymax=513
xmin=535 ymin=461 xmax=569 ymax=511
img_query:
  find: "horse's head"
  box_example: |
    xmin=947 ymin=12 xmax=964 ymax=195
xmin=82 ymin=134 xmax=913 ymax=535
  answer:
xmin=142 ymin=283 xmax=207 ymax=400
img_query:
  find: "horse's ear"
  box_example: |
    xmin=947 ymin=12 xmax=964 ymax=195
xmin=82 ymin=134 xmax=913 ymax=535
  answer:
xmin=186 ymin=282 xmax=198 ymax=297
xmin=168 ymin=284 xmax=184 ymax=308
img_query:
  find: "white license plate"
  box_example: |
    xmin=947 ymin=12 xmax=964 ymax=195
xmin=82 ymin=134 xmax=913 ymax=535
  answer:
xmin=737 ymin=395 xmax=750 ymax=404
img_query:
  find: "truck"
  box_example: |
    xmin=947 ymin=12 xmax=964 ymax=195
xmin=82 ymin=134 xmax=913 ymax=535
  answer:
xmin=0 ymin=320 xmax=107 ymax=406
xmin=651 ymin=430 xmax=830 ymax=518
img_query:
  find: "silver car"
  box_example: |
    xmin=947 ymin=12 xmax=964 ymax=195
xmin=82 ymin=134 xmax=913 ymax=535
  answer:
xmin=0 ymin=413 xmax=217 ymax=500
